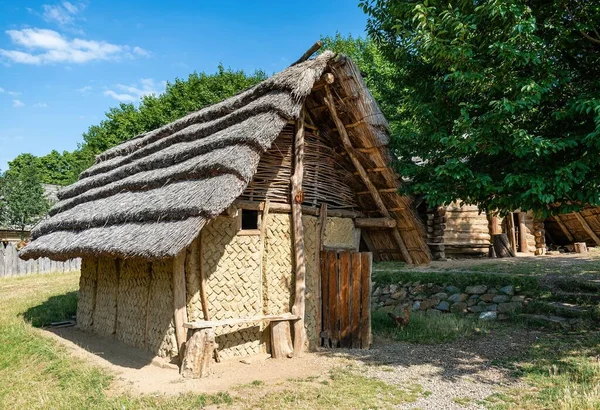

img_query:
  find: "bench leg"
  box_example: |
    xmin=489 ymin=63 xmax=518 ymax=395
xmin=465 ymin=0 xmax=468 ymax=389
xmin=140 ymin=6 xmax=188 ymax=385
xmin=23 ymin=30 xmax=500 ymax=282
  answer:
xmin=270 ymin=320 xmax=293 ymax=359
xmin=181 ymin=328 xmax=215 ymax=378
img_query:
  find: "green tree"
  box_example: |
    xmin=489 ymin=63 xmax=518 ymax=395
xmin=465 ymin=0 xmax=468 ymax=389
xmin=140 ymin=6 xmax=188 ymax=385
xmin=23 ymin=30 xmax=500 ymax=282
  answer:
xmin=6 ymin=65 xmax=267 ymax=186
xmin=360 ymin=0 xmax=600 ymax=216
xmin=0 ymin=158 xmax=50 ymax=239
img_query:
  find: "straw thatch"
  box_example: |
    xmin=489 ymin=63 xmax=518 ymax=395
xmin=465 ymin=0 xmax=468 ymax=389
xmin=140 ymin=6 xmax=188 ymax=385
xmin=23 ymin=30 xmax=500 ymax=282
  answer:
xmin=21 ymin=50 xmax=430 ymax=264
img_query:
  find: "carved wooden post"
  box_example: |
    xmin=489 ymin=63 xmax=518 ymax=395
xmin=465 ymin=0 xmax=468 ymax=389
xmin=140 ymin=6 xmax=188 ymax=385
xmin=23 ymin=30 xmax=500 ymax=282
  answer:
xmin=291 ymin=108 xmax=307 ymax=357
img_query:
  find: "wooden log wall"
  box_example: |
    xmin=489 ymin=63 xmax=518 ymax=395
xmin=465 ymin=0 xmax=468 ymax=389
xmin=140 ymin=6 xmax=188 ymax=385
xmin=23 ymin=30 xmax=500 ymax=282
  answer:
xmin=0 ymin=242 xmax=81 ymax=277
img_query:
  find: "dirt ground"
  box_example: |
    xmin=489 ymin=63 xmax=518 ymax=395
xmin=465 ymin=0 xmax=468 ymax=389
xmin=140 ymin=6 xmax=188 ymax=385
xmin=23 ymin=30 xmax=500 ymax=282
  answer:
xmin=43 ymin=327 xmax=339 ymax=396
xmin=44 ymin=325 xmax=538 ymax=409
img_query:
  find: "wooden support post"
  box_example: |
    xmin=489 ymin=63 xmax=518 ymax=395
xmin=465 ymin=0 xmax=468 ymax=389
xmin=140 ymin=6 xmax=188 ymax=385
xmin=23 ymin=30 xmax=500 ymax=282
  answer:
xmin=291 ymin=109 xmax=307 ymax=357
xmin=518 ymin=212 xmax=528 ymax=253
xmin=553 ymin=215 xmax=574 ymax=242
xmin=506 ymin=213 xmax=518 ymax=254
xmin=270 ymin=320 xmax=294 ymax=359
xmin=173 ymin=251 xmax=188 ymax=362
xmin=574 ymin=212 xmax=600 ymax=245
xmin=180 ymin=328 xmax=215 ymax=378
xmin=323 ymin=86 xmax=413 ymax=264
xmin=316 ymin=203 xmax=327 ymax=346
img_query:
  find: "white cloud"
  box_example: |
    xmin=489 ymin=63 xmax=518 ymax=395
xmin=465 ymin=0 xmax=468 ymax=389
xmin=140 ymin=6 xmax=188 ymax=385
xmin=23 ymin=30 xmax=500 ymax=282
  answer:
xmin=77 ymin=85 xmax=92 ymax=93
xmin=12 ymin=100 xmax=24 ymax=108
xmin=33 ymin=102 xmax=48 ymax=108
xmin=7 ymin=91 xmax=21 ymax=96
xmin=104 ymin=78 xmax=165 ymax=102
xmin=0 ymin=28 xmax=151 ymax=65
xmin=42 ymin=1 xmax=85 ymax=26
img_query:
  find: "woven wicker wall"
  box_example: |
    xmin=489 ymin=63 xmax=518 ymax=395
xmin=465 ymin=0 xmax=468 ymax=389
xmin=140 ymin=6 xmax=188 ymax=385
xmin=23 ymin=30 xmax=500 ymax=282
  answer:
xmin=92 ymin=257 xmax=118 ymax=337
xmin=324 ymin=217 xmax=358 ymax=249
xmin=116 ymin=259 xmax=151 ymax=349
xmin=264 ymin=213 xmax=294 ymax=315
xmin=201 ymin=216 xmax=262 ymax=360
xmin=77 ymin=257 xmax=97 ymax=331
xmin=302 ymin=215 xmax=319 ymax=348
xmin=147 ymin=258 xmax=177 ymax=359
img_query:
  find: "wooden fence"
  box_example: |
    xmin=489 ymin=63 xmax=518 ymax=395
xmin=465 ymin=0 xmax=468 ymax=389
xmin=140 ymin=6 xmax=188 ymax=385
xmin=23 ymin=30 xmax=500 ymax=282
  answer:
xmin=0 ymin=242 xmax=81 ymax=277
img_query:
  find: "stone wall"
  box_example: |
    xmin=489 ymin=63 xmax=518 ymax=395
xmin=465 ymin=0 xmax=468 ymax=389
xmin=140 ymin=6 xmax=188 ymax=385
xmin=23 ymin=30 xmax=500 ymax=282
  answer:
xmin=373 ymin=281 xmax=529 ymax=321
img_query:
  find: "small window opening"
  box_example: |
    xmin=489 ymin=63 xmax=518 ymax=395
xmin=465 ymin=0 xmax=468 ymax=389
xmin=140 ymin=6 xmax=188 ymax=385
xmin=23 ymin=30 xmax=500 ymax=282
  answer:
xmin=241 ymin=209 xmax=259 ymax=230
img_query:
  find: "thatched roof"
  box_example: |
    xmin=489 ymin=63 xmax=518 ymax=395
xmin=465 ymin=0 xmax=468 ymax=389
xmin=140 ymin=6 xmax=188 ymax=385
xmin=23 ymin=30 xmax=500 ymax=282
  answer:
xmin=545 ymin=206 xmax=600 ymax=246
xmin=21 ymin=51 xmax=430 ymax=264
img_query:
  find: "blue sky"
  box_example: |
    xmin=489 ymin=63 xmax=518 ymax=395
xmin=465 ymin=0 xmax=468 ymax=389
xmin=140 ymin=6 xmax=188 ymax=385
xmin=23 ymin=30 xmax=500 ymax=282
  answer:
xmin=0 ymin=0 xmax=368 ymax=171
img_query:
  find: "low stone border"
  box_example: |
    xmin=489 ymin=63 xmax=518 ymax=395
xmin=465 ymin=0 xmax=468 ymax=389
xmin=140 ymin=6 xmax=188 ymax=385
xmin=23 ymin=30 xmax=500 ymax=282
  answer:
xmin=372 ymin=282 xmax=531 ymax=321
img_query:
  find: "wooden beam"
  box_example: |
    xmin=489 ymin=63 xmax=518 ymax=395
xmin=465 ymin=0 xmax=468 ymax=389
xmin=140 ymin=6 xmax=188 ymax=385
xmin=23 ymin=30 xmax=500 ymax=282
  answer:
xmin=357 ymin=188 xmax=397 ymax=195
xmin=574 ymin=212 xmax=600 ymax=245
xmin=233 ymin=199 xmax=362 ymax=218
xmin=291 ymin=40 xmax=322 ymax=66
xmin=185 ymin=313 xmax=300 ymax=329
xmin=323 ymin=85 xmax=413 ymax=264
xmin=553 ymin=215 xmax=574 ymax=242
xmin=291 ymin=109 xmax=307 ymax=357
xmin=354 ymin=218 xmax=397 ymax=229
xmin=172 ymin=250 xmax=187 ymax=362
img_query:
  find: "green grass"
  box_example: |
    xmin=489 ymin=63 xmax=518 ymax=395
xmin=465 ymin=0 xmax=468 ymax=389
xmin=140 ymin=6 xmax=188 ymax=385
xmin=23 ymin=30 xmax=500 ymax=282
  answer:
xmin=485 ymin=331 xmax=600 ymax=409
xmin=372 ymin=310 xmax=495 ymax=344
xmin=0 ymin=272 xmax=422 ymax=409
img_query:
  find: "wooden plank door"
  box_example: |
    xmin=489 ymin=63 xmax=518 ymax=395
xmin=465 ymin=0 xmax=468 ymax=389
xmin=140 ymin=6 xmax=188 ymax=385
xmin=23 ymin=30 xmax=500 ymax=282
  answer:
xmin=320 ymin=250 xmax=372 ymax=349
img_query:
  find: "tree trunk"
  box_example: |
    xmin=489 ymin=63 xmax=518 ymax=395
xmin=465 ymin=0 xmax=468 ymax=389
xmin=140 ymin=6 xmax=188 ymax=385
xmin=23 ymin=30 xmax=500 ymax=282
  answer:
xmin=180 ymin=328 xmax=215 ymax=378
xmin=574 ymin=242 xmax=588 ymax=253
xmin=493 ymin=233 xmax=515 ymax=258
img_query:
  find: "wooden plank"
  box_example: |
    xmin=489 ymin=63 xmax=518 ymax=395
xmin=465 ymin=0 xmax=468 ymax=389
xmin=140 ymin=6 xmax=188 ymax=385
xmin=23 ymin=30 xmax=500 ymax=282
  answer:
xmin=291 ymin=109 xmax=307 ymax=357
xmin=506 ymin=213 xmax=518 ymax=254
xmin=339 ymin=251 xmax=351 ymax=347
xmin=173 ymin=251 xmax=188 ymax=361
xmin=350 ymin=253 xmax=362 ymax=349
xmin=359 ymin=252 xmax=372 ymax=349
xmin=553 ymin=215 xmax=574 ymax=242
xmin=328 ymin=251 xmax=339 ymax=347
xmin=184 ymin=313 xmax=300 ymax=329
xmin=518 ymin=212 xmax=528 ymax=252
xmin=320 ymin=250 xmax=330 ymax=347
xmin=233 ymin=199 xmax=361 ymax=218
xmin=574 ymin=212 xmax=600 ymax=245
xmin=323 ymin=86 xmax=413 ymax=264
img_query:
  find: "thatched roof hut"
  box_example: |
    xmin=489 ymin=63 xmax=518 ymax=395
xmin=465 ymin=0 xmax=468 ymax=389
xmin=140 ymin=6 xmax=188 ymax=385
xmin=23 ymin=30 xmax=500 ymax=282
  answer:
xmin=20 ymin=49 xmax=429 ymax=374
xmin=21 ymin=51 xmax=429 ymax=264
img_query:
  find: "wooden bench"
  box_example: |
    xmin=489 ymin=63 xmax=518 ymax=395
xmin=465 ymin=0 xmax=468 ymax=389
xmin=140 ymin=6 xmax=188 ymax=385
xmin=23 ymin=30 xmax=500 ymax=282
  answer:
xmin=181 ymin=313 xmax=299 ymax=378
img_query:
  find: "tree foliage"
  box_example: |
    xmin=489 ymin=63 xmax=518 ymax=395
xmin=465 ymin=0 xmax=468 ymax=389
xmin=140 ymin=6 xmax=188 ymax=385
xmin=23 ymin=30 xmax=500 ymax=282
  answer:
xmin=0 ymin=156 xmax=50 ymax=237
xmin=359 ymin=0 xmax=600 ymax=215
xmin=7 ymin=65 xmax=267 ymax=186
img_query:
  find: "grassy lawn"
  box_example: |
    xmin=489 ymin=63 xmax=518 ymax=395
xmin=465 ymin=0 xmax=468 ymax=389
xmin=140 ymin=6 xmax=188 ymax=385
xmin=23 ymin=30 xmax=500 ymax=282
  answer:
xmin=372 ymin=310 xmax=497 ymax=344
xmin=0 ymin=272 xmax=419 ymax=409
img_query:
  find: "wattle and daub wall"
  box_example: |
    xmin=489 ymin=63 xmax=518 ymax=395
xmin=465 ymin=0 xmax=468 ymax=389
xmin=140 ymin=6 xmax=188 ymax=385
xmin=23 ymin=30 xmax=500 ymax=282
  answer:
xmin=77 ymin=214 xmax=357 ymax=360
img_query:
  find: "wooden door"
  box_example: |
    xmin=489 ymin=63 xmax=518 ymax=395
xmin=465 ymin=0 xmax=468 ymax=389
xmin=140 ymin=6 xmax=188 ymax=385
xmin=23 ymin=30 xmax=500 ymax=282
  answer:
xmin=320 ymin=250 xmax=372 ymax=349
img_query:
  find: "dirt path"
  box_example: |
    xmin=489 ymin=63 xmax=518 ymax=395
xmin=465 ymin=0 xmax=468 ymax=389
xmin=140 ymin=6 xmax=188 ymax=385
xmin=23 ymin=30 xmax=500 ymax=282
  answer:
xmin=339 ymin=328 xmax=541 ymax=410
xmin=45 ymin=325 xmax=540 ymax=409
xmin=43 ymin=327 xmax=339 ymax=396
